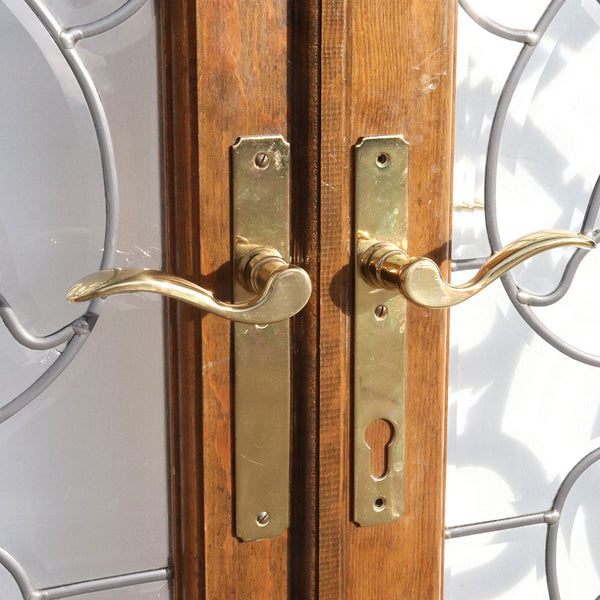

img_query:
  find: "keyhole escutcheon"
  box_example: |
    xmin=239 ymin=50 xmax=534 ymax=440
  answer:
xmin=365 ymin=418 xmax=395 ymax=480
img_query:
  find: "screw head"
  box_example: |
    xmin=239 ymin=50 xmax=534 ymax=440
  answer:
xmin=254 ymin=152 xmax=270 ymax=169
xmin=374 ymin=305 xmax=388 ymax=320
xmin=256 ymin=511 xmax=271 ymax=527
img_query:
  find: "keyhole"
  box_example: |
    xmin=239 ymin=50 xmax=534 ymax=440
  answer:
xmin=365 ymin=419 xmax=394 ymax=480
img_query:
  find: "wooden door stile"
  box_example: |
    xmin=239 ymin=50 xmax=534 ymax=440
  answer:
xmin=288 ymin=1 xmax=321 ymax=599
xmin=164 ymin=2 xmax=291 ymax=599
xmin=319 ymin=1 xmax=456 ymax=598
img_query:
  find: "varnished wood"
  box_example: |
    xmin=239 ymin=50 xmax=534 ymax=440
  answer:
xmin=319 ymin=1 xmax=455 ymax=598
xmin=163 ymin=2 xmax=204 ymax=598
xmin=318 ymin=1 xmax=351 ymax=596
xmin=288 ymin=1 xmax=320 ymax=598
xmin=164 ymin=1 xmax=290 ymax=599
xmin=165 ymin=1 xmax=455 ymax=598
xmin=197 ymin=4 xmax=289 ymax=598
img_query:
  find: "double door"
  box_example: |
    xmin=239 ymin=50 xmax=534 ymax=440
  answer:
xmin=164 ymin=1 xmax=454 ymax=598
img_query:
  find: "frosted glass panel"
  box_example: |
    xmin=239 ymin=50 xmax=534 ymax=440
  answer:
xmin=447 ymin=0 xmax=600 ymax=598
xmin=446 ymin=524 xmax=547 ymax=599
xmin=0 ymin=0 xmax=169 ymax=595
xmin=0 ymin=0 xmax=105 ymax=397
xmin=556 ymin=461 xmax=600 ymax=599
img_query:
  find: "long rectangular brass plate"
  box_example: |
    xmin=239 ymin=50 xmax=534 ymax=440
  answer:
xmin=233 ymin=136 xmax=291 ymax=541
xmin=354 ymin=136 xmax=407 ymax=526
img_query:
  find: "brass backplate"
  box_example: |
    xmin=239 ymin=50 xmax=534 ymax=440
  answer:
xmin=233 ymin=136 xmax=291 ymax=541
xmin=353 ymin=136 xmax=408 ymax=526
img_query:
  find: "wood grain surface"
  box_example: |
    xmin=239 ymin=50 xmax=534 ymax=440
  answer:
xmin=164 ymin=1 xmax=290 ymax=599
xmin=163 ymin=2 xmax=204 ymax=598
xmin=288 ymin=1 xmax=320 ymax=598
xmin=164 ymin=1 xmax=456 ymax=598
xmin=318 ymin=1 xmax=456 ymax=598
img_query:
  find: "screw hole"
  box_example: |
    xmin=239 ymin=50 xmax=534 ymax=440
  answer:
xmin=376 ymin=153 xmax=389 ymax=168
xmin=374 ymin=497 xmax=386 ymax=512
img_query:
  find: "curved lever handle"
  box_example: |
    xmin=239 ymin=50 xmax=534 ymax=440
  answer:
xmin=359 ymin=230 xmax=595 ymax=309
xmin=67 ymin=247 xmax=312 ymax=324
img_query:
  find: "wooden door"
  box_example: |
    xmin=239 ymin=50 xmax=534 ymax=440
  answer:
xmin=162 ymin=1 xmax=455 ymax=598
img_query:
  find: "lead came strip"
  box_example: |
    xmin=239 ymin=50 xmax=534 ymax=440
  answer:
xmin=480 ymin=0 xmax=600 ymax=365
xmin=446 ymin=447 xmax=600 ymax=600
xmin=0 ymin=543 xmax=170 ymax=600
xmin=454 ymin=0 xmax=600 ymax=365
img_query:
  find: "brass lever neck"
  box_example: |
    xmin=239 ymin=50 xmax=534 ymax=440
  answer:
xmin=235 ymin=243 xmax=289 ymax=293
xmin=359 ymin=241 xmax=411 ymax=290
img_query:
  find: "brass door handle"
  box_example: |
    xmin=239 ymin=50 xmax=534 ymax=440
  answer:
xmin=351 ymin=136 xmax=597 ymax=528
xmin=67 ymin=244 xmax=311 ymax=324
xmin=358 ymin=229 xmax=595 ymax=309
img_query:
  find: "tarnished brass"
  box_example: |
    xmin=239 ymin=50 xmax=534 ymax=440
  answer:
xmin=354 ymin=136 xmax=408 ymax=526
xmin=359 ymin=230 xmax=594 ymax=309
xmin=232 ymin=136 xmax=295 ymax=541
